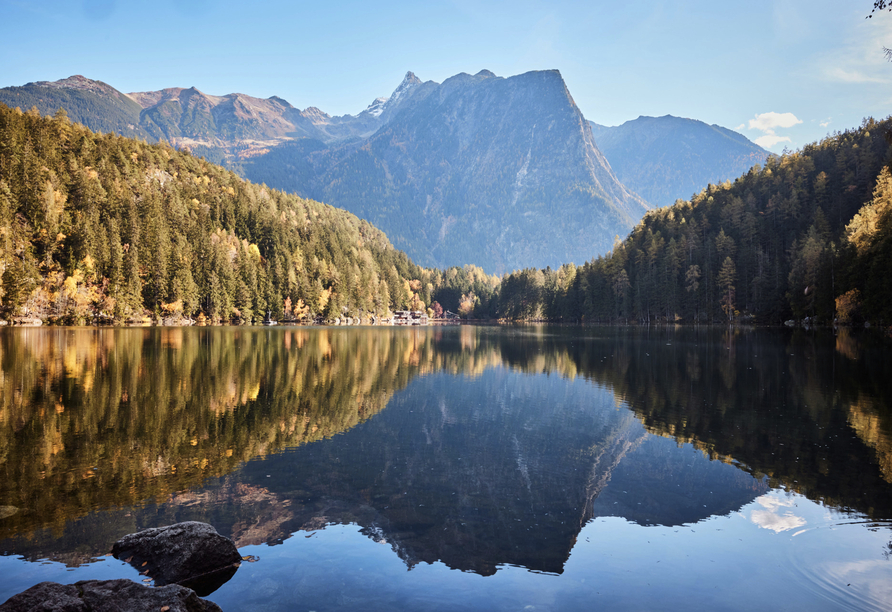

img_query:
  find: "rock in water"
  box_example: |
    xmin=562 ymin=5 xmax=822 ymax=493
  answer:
xmin=112 ymin=522 xmax=241 ymax=596
xmin=0 ymin=579 xmax=222 ymax=611
xmin=0 ymin=506 xmax=18 ymax=519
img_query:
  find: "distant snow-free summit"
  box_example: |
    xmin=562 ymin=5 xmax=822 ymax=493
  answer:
xmin=589 ymin=115 xmax=769 ymax=208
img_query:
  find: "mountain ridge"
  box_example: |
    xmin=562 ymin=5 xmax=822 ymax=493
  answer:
xmin=0 ymin=74 xmax=395 ymax=161
xmin=244 ymin=68 xmax=649 ymax=272
xmin=0 ymin=71 xmax=768 ymax=272
xmin=589 ymin=114 xmax=769 ymax=207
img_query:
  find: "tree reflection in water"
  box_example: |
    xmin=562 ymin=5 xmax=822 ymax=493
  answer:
xmin=0 ymin=325 xmax=890 ymax=577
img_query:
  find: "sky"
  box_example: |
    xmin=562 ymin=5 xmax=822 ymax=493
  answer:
xmin=1 ymin=0 xmax=890 ymax=153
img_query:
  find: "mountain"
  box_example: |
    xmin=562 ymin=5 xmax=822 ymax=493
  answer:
xmin=512 ymin=116 xmax=892 ymax=324
xmin=589 ymin=115 xmax=769 ymax=208
xmin=0 ymin=75 xmax=153 ymax=141
xmin=13 ymin=73 xmax=794 ymax=272
xmin=0 ymin=75 xmax=390 ymax=165
xmin=245 ymin=70 xmax=649 ymax=273
xmin=126 ymin=85 xmax=400 ymax=151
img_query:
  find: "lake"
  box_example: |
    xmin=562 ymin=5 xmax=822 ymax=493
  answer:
xmin=1 ymin=325 xmax=891 ymax=611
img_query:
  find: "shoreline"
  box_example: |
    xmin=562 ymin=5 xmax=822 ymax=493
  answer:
xmin=0 ymin=317 xmax=884 ymax=332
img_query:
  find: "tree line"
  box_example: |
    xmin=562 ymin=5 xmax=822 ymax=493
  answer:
xmin=0 ymin=103 xmax=453 ymax=324
xmin=483 ymin=116 xmax=892 ymax=325
xmin=2 ymin=102 xmax=890 ymax=326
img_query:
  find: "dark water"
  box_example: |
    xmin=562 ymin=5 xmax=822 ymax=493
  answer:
xmin=1 ymin=325 xmax=891 ymax=611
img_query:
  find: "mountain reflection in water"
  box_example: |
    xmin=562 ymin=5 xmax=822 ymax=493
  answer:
xmin=0 ymin=325 xmax=891 ymax=608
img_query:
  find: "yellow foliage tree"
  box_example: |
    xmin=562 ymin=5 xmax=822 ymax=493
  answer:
xmin=846 ymin=167 xmax=892 ymax=255
xmin=836 ymin=289 xmax=862 ymax=324
xmin=318 ymin=287 xmax=331 ymax=313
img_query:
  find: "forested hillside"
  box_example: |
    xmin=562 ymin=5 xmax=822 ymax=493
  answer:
xmin=0 ymin=103 xmax=436 ymax=324
xmin=492 ymin=117 xmax=892 ymax=325
xmin=3 ymin=100 xmax=889 ymax=327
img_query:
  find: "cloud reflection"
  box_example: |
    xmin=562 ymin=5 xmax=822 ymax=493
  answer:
xmin=750 ymin=493 xmax=806 ymax=533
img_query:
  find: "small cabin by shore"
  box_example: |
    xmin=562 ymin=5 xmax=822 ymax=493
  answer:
xmin=393 ymin=310 xmax=429 ymax=325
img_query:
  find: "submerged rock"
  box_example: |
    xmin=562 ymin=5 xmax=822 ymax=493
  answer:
xmin=0 ymin=579 xmax=221 ymax=611
xmin=0 ymin=506 xmax=18 ymax=519
xmin=112 ymin=522 xmax=241 ymax=596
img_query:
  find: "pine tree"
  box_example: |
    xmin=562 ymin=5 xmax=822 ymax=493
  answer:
xmin=718 ymin=256 xmax=736 ymax=322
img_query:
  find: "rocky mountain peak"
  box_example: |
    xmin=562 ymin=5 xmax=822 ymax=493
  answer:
xmin=300 ymin=106 xmax=332 ymax=124
xmin=28 ymin=75 xmax=121 ymax=98
xmin=402 ymin=71 xmax=421 ymax=86
xmin=391 ymin=71 xmax=421 ymax=103
xmin=355 ymin=71 xmax=424 ymax=119
xmin=363 ymin=97 xmax=390 ymax=117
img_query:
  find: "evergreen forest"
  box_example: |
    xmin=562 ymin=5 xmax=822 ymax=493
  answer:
xmin=0 ymin=103 xmax=472 ymax=324
xmin=1 ymin=101 xmax=891 ymax=327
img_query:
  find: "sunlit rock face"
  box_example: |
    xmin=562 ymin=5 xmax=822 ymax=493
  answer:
xmin=244 ymin=69 xmax=648 ymax=273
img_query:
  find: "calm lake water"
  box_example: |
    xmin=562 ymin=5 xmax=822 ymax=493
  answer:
xmin=1 ymin=325 xmax=891 ymax=611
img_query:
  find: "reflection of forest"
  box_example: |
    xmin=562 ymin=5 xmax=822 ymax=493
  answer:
xmin=0 ymin=326 xmax=519 ymax=541
xmin=592 ymin=326 xmax=892 ymax=517
xmin=0 ymin=327 xmax=434 ymax=540
xmin=1 ymin=325 xmax=891 ymax=570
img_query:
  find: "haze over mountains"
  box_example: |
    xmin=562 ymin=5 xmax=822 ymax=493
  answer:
xmin=0 ymin=71 xmax=767 ymax=272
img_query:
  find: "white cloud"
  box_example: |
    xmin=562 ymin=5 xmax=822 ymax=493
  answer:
xmin=734 ymin=123 xmax=745 ymax=131
xmin=743 ymin=112 xmax=803 ymax=151
xmin=748 ymin=112 xmax=803 ymax=132
xmin=755 ymin=495 xmax=795 ymax=512
xmin=751 ymin=508 xmax=806 ymax=532
xmin=749 ymin=493 xmax=807 ymax=533
xmin=754 ymin=134 xmax=792 ymax=149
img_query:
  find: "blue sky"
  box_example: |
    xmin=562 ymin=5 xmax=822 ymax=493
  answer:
xmin=1 ymin=0 xmax=890 ymax=152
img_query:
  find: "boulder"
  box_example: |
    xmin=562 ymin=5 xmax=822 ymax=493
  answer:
xmin=0 ymin=579 xmax=221 ymax=612
xmin=112 ymin=522 xmax=241 ymax=596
